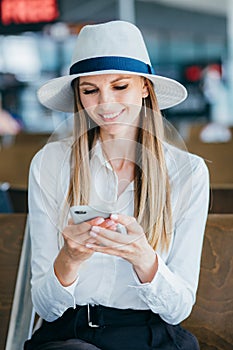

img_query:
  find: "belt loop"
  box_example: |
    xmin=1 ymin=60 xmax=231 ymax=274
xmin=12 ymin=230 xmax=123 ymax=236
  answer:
xmin=87 ymin=304 xmax=100 ymax=328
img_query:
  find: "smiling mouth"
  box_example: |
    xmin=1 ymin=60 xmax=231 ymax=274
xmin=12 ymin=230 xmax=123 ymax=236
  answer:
xmin=99 ymin=109 xmax=125 ymax=121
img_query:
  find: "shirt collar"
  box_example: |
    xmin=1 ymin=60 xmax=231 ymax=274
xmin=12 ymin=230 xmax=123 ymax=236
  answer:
xmin=91 ymin=139 xmax=114 ymax=171
xmin=90 ymin=139 xmax=134 ymax=193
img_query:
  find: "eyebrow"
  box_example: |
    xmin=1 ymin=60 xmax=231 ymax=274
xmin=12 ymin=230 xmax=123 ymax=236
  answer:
xmin=79 ymin=82 xmax=97 ymax=87
xmin=79 ymin=76 xmax=132 ymax=87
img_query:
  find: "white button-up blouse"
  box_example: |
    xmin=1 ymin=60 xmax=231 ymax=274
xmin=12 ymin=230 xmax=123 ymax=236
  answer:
xmin=28 ymin=137 xmax=209 ymax=325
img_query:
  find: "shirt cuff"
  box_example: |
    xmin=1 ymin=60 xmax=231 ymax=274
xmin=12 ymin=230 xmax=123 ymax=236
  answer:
xmin=52 ymin=265 xmax=79 ymax=296
xmin=63 ymin=278 xmax=79 ymax=294
xmin=129 ymin=253 xmax=164 ymax=288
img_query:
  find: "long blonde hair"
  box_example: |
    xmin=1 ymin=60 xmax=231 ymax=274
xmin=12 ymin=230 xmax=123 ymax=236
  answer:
xmin=67 ymin=78 xmax=172 ymax=251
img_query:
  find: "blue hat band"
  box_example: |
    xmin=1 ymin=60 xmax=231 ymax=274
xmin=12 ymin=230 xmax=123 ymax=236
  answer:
xmin=69 ymin=56 xmax=155 ymax=76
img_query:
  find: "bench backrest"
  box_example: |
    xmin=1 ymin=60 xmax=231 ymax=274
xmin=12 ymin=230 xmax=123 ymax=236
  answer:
xmin=0 ymin=214 xmax=27 ymax=350
xmin=186 ymin=126 xmax=233 ymax=185
xmin=209 ymin=186 xmax=233 ymax=213
xmin=182 ymin=214 xmax=233 ymax=349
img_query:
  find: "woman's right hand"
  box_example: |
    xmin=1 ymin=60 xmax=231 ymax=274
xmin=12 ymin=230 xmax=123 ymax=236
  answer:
xmin=62 ymin=217 xmax=106 ymax=263
xmin=54 ymin=217 xmax=116 ymax=286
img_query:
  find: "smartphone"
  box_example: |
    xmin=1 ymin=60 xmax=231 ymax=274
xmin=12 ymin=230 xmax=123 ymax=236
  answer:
xmin=70 ymin=205 xmax=127 ymax=234
xmin=70 ymin=205 xmax=111 ymax=224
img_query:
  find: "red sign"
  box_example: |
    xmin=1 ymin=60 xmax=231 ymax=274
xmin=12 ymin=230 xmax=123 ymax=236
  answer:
xmin=1 ymin=0 xmax=59 ymax=25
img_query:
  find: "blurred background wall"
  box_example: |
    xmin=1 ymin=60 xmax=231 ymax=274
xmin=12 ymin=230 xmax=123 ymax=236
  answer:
xmin=0 ymin=0 xmax=231 ymax=131
xmin=0 ymin=0 xmax=232 ymax=203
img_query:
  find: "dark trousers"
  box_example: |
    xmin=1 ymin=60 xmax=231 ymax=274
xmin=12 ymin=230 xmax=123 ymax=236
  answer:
xmin=24 ymin=305 xmax=199 ymax=350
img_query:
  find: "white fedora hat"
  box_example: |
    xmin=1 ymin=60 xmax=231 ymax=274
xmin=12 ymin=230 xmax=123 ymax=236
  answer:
xmin=38 ymin=20 xmax=187 ymax=112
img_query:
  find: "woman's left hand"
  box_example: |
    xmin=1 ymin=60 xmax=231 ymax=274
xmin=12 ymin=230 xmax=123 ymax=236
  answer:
xmin=86 ymin=214 xmax=158 ymax=283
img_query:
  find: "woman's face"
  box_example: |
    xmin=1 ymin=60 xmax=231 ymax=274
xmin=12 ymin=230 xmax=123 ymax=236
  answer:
xmin=78 ymin=74 xmax=148 ymax=137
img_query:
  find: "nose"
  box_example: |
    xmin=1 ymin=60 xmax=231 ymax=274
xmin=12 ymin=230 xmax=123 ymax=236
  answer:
xmin=98 ymin=88 xmax=114 ymax=105
xmin=97 ymin=90 xmax=117 ymax=114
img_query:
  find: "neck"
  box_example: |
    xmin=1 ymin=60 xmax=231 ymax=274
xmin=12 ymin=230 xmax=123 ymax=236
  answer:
xmin=99 ymin=131 xmax=138 ymax=171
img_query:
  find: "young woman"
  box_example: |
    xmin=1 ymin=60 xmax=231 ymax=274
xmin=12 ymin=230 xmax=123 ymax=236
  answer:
xmin=24 ymin=21 xmax=209 ymax=350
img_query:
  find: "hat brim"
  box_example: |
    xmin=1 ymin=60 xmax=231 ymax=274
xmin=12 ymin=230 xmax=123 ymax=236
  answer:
xmin=37 ymin=70 xmax=187 ymax=112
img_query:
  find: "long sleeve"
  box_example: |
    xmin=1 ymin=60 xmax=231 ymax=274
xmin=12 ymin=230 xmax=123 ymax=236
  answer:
xmin=130 ymin=156 xmax=209 ymax=325
xmin=29 ymin=142 xmax=76 ymax=321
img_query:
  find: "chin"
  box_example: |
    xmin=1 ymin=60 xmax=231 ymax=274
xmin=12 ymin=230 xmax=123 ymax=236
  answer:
xmin=98 ymin=118 xmax=139 ymax=139
xmin=103 ymin=123 xmax=129 ymax=135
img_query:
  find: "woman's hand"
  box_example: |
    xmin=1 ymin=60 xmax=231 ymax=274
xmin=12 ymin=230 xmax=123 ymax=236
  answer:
xmin=86 ymin=214 xmax=158 ymax=283
xmin=54 ymin=217 xmax=117 ymax=286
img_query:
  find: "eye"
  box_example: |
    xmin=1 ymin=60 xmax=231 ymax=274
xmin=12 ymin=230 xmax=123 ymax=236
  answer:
xmin=83 ymin=88 xmax=98 ymax=95
xmin=114 ymin=84 xmax=128 ymax=90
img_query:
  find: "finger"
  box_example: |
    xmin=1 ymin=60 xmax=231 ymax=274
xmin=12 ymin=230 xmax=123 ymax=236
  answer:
xmin=90 ymin=226 xmax=129 ymax=246
xmin=108 ymin=223 xmax=118 ymax=231
xmin=66 ymin=219 xmax=91 ymax=235
xmin=88 ymin=217 xmax=105 ymax=226
xmin=63 ymin=233 xmax=85 ymax=248
xmin=85 ymin=237 xmax=97 ymax=244
xmin=99 ymin=219 xmax=117 ymax=229
xmin=85 ymin=243 xmax=124 ymax=256
xmin=68 ymin=217 xmax=105 ymax=232
xmin=110 ymin=214 xmax=143 ymax=234
xmin=63 ymin=226 xmax=92 ymax=244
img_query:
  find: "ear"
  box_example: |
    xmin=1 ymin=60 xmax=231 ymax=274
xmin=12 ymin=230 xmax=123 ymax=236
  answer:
xmin=142 ymin=78 xmax=149 ymax=98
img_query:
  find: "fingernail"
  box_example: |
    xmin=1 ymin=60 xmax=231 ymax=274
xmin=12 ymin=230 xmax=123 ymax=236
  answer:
xmin=95 ymin=217 xmax=105 ymax=225
xmin=86 ymin=243 xmax=93 ymax=248
xmin=106 ymin=220 xmax=115 ymax=226
xmin=89 ymin=230 xmax=97 ymax=237
xmin=92 ymin=226 xmax=100 ymax=232
xmin=111 ymin=214 xmax=118 ymax=220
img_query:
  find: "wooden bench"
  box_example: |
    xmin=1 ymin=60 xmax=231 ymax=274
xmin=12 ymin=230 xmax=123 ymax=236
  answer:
xmin=0 ymin=132 xmax=65 ymax=189
xmin=183 ymin=214 xmax=233 ymax=350
xmin=13 ymin=132 xmax=51 ymax=146
xmin=0 ymin=144 xmax=41 ymax=189
xmin=185 ymin=124 xmax=233 ymax=185
xmin=8 ymin=187 xmax=28 ymax=213
xmin=209 ymin=185 xmax=233 ymax=214
xmin=0 ymin=131 xmax=52 ymax=189
xmin=0 ymin=214 xmax=27 ymax=350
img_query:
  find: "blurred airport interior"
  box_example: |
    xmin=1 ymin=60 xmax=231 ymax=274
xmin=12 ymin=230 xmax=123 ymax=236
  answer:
xmin=0 ymin=0 xmax=232 ymax=131
xmin=0 ymin=0 xmax=232 ymax=206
